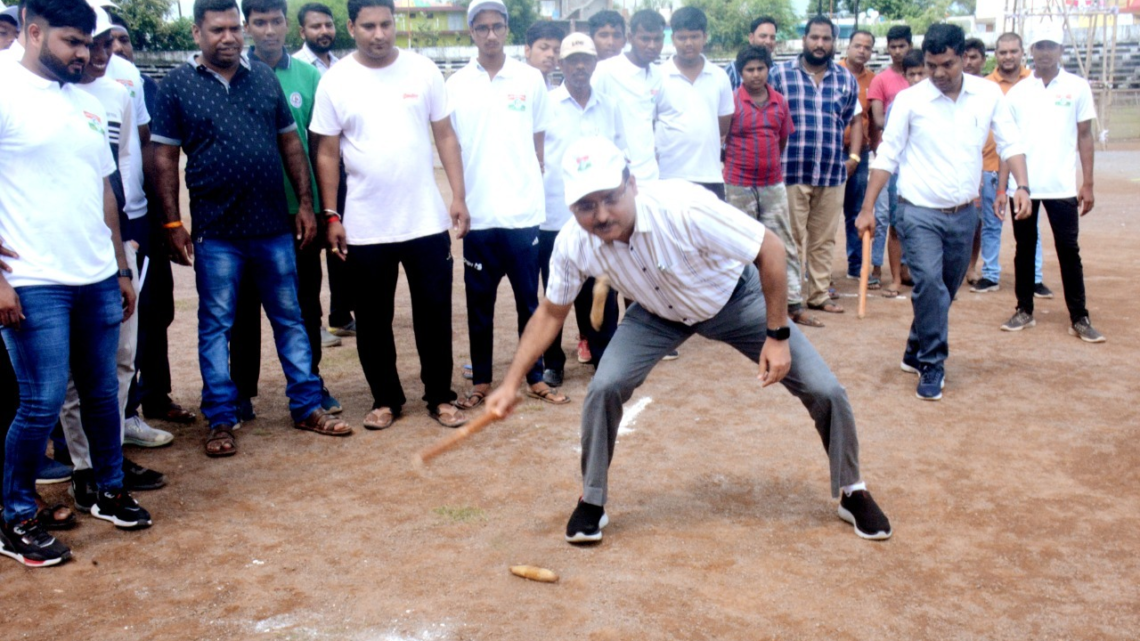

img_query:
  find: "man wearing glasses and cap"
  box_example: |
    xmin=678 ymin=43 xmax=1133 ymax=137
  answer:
xmin=485 ymin=136 xmax=893 ymax=545
xmin=447 ymin=0 xmax=562 ymax=409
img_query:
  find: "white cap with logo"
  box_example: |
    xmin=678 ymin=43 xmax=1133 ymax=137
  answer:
xmin=93 ymin=6 xmax=113 ymax=36
xmin=467 ymin=0 xmax=508 ymax=27
xmin=1026 ymin=17 xmax=1065 ymax=46
xmin=561 ymin=137 xmax=628 ymax=207
xmin=560 ymin=32 xmax=596 ymax=59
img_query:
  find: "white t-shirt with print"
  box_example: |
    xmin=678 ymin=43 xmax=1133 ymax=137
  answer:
xmin=0 ymin=62 xmax=118 ymax=288
xmin=310 ymin=50 xmax=452 ymax=245
xmin=1005 ymin=69 xmax=1096 ymax=199
xmin=447 ymin=56 xmax=551 ymax=230
xmin=106 ymin=55 xmax=150 ymax=220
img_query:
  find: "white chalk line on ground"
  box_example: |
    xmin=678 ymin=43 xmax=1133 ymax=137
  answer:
xmin=618 ymin=397 xmax=653 ymax=435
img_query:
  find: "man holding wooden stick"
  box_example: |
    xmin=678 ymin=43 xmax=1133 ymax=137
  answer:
xmin=484 ymin=137 xmax=892 ymax=545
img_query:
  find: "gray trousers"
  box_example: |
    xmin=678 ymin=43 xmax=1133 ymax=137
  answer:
xmin=580 ymin=264 xmax=862 ymax=505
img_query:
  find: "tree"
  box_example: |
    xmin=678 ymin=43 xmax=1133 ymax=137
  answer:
xmin=681 ymin=0 xmax=797 ymax=54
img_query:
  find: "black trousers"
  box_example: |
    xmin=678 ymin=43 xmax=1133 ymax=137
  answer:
xmin=694 ymin=181 xmax=727 ymax=202
xmin=464 ymin=227 xmax=543 ymax=386
xmin=327 ymin=163 xmax=354 ymax=328
xmin=350 ymin=232 xmax=457 ymax=410
xmin=231 ymin=232 xmax=325 ymax=399
xmin=1012 ymin=198 xmax=1088 ymax=322
xmin=537 ymin=229 xmax=617 ymax=371
xmin=0 ymin=341 xmax=18 ymax=472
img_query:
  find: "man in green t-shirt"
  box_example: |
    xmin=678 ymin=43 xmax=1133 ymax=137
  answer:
xmin=231 ymin=0 xmax=341 ymax=421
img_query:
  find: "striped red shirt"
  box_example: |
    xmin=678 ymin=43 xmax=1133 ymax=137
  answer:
xmin=722 ymin=85 xmax=794 ymax=187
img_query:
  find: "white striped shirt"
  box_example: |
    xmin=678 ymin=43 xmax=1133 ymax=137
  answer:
xmin=546 ymin=180 xmax=766 ymax=325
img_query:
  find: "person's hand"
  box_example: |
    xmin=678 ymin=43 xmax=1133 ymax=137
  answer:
xmin=167 ymin=225 xmax=194 ymax=266
xmin=845 ymin=159 xmax=858 ymax=178
xmin=0 ymin=236 xmax=18 ymax=273
xmin=119 ymin=274 xmax=137 ymax=323
xmin=484 ymin=383 xmax=520 ymax=420
xmin=1012 ymin=189 xmax=1032 ymax=221
xmin=758 ymin=338 xmax=791 ymax=388
xmin=451 ymin=198 xmax=471 ymax=239
xmin=327 ymin=218 xmax=348 ymax=261
xmin=0 ymin=280 xmax=23 ymax=329
xmin=995 ymin=191 xmax=1008 ymax=221
xmin=855 ymin=206 xmax=876 ymax=240
xmin=1078 ymin=184 xmax=1095 ymax=216
xmin=295 ymin=206 xmax=317 ymax=249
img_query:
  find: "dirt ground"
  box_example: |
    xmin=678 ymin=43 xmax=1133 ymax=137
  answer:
xmin=4 ymin=143 xmax=1139 ymax=640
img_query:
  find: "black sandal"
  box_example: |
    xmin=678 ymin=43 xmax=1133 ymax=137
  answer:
xmin=36 ymin=501 xmax=77 ymax=531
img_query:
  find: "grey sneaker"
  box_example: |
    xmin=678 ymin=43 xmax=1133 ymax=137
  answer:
xmin=1069 ymin=317 xmax=1106 ymax=343
xmin=123 ymin=415 xmax=173 ymax=448
xmin=320 ymin=327 xmax=342 ymax=348
xmin=1001 ymin=309 xmax=1036 ymax=332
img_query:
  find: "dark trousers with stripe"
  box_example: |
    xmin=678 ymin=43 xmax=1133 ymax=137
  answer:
xmin=464 ymin=227 xmax=544 ymax=386
xmin=1013 ymin=198 xmax=1088 ymax=323
xmin=537 ymin=230 xmax=618 ymax=372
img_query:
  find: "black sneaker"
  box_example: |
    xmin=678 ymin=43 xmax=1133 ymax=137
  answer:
xmin=0 ymin=518 xmax=72 ymax=567
xmin=900 ymin=351 xmax=921 ymax=375
xmin=123 ymin=457 xmax=167 ymax=491
xmin=970 ymin=278 xmax=1000 ymax=293
xmin=69 ymin=468 xmax=97 ymax=513
xmin=238 ymin=397 xmax=256 ymax=423
xmin=565 ymin=499 xmax=608 ymax=543
xmin=837 ymin=490 xmax=892 ymax=540
xmin=1034 ymin=282 xmax=1054 ymax=299
xmin=91 ymin=490 xmax=152 ymax=530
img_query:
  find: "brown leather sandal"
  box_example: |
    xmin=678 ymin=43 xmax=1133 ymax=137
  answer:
xmin=205 ymin=426 xmax=237 ymax=457
xmin=295 ymin=408 xmax=353 ymax=436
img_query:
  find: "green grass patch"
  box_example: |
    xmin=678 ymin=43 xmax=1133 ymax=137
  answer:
xmin=432 ymin=505 xmax=486 ymax=522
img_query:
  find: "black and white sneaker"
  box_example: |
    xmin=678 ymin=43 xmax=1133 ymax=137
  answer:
xmin=123 ymin=457 xmax=167 ymax=491
xmin=837 ymin=490 xmax=892 ymax=540
xmin=0 ymin=518 xmax=72 ymax=567
xmin=69 ymin=468 xmax=97 ymax=513
xmin=91 ymin=490 xmax=152 ymax=530
xmin=565 ymin=499 xmax=609 ymax=543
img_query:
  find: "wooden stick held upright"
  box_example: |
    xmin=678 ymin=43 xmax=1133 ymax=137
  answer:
xmin=858 ymin=231 xmax=872 ymax=319
xmin=414 ymin=410 xmax=503 ymax=467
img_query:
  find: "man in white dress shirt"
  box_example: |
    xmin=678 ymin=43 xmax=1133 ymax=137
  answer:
xmin=997 ymin=22 xmax=1103 ymax=343
xmin=857 ymin=23 xmax=1031 ymax=401
xmin=486 ymin=137 xmax=893 ymax=546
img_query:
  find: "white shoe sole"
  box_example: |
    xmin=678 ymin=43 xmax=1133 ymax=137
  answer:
xmin=900 ymin=361 xmax=920 ymax=375
xmin=837 ymin=505 xmax=892 ymax=540
xmin=1069 ymin=327 xmax=1106 ymax=343
xmin=916 ymin=378 xmax=945 ymax=401
xmin=124 ymin=434 xmax=174 ymax=448
xmin=0 ymin=546 xmax=69 ymax=567
xmin=91 ymin=504 xmax=152 ymax=530
xmin=566 ymin=512 xmax=609 ymax=543
xmin=35 ymin=476 xmax=71 ymax=485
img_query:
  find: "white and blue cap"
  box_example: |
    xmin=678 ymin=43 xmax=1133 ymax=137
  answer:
xmin=93 ymin=6 xmax=113 ymax=36
xmin=561 ymin=137 xmax=628 ymax=207
xmin=467 ymin=0 xmax=507 ymax=27
xmin=1 ymin=6 xmax=20 ymax=29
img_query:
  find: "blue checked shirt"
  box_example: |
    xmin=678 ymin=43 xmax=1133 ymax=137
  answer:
xmin=768 ymin=56 xmax=859 ymax=187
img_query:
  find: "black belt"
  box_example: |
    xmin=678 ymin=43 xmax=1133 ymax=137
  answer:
xmin=899 ymin=197 xmax=973 ymax=214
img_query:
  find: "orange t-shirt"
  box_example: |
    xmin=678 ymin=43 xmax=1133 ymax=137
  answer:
xmin=981 ymin=67 xmax=1031 ymax=171
xmin=840 ymin=59 xmax=875 ymax=151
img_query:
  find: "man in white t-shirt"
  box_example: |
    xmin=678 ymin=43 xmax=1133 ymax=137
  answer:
xmin=312 ymin=0 xmax=470 ymax=430
xmin=655 ymin=6 xmax=733 ymax=199
xmin=447 ymin=0 xmax=562 ymax=409
xmin=0 ymin=0 xmax=150 ymax=569
xmin=59 ymin=9 xmax=169 ymax=513
xmin=998 ymin=23 xmax=1103 ymax=342
xmin=590 ymin=9 xmax=667 ymax=181
xmin=537 ymin=32 xmax=625 ymax=387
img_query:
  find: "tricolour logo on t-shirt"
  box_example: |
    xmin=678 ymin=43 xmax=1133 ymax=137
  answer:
xmin=1054 ymin=92 xmax=1073 ymax=107
xmin=114 ymin=78 xmax=137 ymax=98
xmin=507 ymin=93 xmax=527 ymax=112
xmin=289 ymin=91 xmax=303 ymax=108
xmin=84 ymin=111 xmax=106 ymax=135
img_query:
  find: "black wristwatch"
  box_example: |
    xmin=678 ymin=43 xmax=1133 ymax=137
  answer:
xmin=1016 ymin=185 xmax=1031 ymax=196
xmin=766 ymin=326 xmax=790 ymax=341
xmin=118 ymin=269 xmax=133 ymax=280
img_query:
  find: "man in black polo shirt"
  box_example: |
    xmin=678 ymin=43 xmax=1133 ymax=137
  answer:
xmin=152 ymin=0 xmax=351 ymax=457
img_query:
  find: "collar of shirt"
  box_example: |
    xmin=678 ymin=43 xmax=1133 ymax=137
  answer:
xmin=794 ymin=55 xmax=844 ymax=83
xmin=11 ymin=60 xmax=56 ymax=91
xmin=913 ymin=72 xmax=983 ymax=104
xmin=985 ymin=66 xmax=1030 ymax=89
xmin=296 ymin=43 xmax=337 ymax=65
xmin=187 ymin=52 xmax=251 ymax=88
xmin=551 ymin=83 xmax=599 ymax=111
xmin=839 ymin=59 xmax=873 ymax=82
xmin=249 ymin=46 xmax=291 ymax=70
xmin=666 ymin=54 xmax=715 ymax=79
xmin=470 ymin=56 xmax=520 ymax=78
xmin=610 ymin=53 xmax=657 ymax=78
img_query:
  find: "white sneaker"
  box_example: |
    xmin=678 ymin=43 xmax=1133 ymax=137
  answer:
xmin=123 ymin=416 xmax=174 ymax=448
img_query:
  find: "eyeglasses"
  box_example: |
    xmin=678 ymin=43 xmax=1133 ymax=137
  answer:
xmin=472 ymin=23 xmax=507 ymax=37
xmin=570 ymin=179 xmax=627 ymax=218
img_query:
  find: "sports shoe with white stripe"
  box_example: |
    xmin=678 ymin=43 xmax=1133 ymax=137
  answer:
xmin=565 ymin=499 xmax=608 ymax=543
xmin=837 ymin=490 xmax=892 ymax=540
xmin=91 ymin=490 xmax=152 ymax=530
xmin=0 ymin=518 xmax=72 ymax=567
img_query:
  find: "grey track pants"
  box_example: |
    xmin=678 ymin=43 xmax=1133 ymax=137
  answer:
xmin=580 ymin=263 xmax=862 ymax=505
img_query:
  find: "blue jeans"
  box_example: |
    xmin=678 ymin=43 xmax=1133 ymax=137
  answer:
xmin=871 ymin=174 xmax=900 ymax=267
xmin=980 ymin=171 xmax=1045 ymax=283
xmin=194 ymin=234 xmax=322 ymax=427
xmin=899 ymin=203 xmax=977 ymax=370
xmin=843 ymin=149 xmax=870 ymax=276
xmin=2 ymin=276 xmax=124 ymax=523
